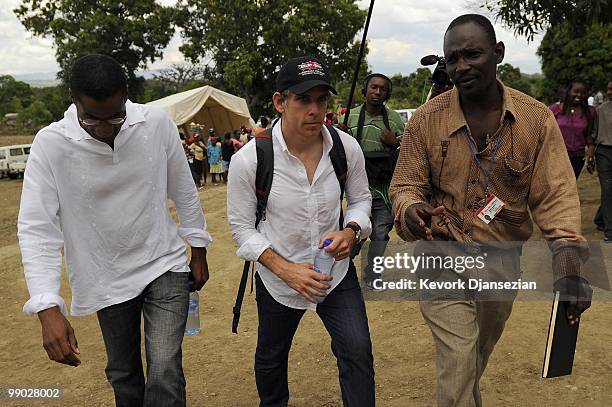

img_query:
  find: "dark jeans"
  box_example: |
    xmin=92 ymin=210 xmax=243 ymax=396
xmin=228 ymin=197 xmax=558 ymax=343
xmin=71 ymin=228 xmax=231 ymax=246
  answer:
xmin=254 ymin=262 xmax=375 ymax=407
xmin=97 ymin=271 xmax=189 ymax=407
xmin=569 ymin=155 xmax=585 ymax=179
xmin=594 ymin=146 xmax=612 ymax=238
xmin=363 ymin=196 xmax=394 ymax=282
xmin=191 ymin=159 xmax=203 ymax=186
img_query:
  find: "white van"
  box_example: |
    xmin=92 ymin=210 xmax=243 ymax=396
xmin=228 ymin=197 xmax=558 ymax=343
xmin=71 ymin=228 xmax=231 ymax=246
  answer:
xmin=395 ymin=109 xmax=417 ymax=123
xmin=1 ymin=144 xmax=31 ymax=179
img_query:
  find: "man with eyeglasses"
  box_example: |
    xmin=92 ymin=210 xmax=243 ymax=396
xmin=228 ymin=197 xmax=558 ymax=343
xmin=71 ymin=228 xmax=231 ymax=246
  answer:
xmin=18 ymin=54 xmax=212 ymax=407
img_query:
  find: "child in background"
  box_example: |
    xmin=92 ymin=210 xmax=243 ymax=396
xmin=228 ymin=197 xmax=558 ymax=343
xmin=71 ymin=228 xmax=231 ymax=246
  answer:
xmin=207 ymin=141 xmax=223 ymax=185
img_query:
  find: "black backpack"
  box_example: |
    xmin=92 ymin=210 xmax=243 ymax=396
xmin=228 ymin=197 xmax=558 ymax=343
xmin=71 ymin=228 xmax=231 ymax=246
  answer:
xmin=231 ymin=123 xmax=348 ymax=333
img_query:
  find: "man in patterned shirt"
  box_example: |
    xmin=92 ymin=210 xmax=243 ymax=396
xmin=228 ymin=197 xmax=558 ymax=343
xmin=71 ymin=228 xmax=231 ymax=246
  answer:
xmin=390 ymin=14 xmax=592 ymax=407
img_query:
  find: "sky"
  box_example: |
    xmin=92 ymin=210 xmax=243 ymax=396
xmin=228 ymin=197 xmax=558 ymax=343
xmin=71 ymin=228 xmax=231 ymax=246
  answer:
xmin=0 ymin=0 xmax=544 ymax=79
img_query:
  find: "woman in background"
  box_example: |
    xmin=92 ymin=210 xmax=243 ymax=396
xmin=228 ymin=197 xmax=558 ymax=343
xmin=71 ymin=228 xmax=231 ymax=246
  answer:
xmin=549 ymin=80 xmax=597 ymax=179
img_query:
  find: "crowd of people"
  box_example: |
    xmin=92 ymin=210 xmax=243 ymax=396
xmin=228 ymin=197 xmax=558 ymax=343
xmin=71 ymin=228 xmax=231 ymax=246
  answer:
xmin=180 ymin=120 xmax=274 ymax=188
xmin=15 ymin=12 xmax=611 ymax=407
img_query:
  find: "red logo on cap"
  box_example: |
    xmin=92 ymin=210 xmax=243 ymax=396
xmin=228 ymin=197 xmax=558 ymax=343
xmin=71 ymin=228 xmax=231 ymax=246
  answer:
xmin=298 ymin=61 xmax=322 ymax=71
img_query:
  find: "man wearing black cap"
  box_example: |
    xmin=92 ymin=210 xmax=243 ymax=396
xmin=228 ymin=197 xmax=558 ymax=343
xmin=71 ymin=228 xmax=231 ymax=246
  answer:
xmin=339 ymin=73 xmax=404 ymax=289
xmin=227 ymin=56 xmax=375 ymax=406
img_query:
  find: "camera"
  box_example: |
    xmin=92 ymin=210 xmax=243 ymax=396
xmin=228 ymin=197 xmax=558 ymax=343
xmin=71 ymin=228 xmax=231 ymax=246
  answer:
xmin=420 ymin=54 xmax=451 ymax=89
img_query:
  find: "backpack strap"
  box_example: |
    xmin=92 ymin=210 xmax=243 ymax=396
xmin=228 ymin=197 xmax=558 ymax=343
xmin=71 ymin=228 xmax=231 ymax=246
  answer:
xmin=325 ymin=123 xmax=348 ymax=229
xmin=232 ymin=128 xmax=274 ymax=334
xmin=355 ymin=104 xmax=392 ymax=145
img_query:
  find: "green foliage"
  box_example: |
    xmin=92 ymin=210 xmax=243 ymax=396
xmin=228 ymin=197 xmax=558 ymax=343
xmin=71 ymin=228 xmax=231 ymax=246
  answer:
xmin=18 ymin=100 xmax=54 ymax=128
xmin=31 ymin=85 xmax=70 ymax=121
xmin=14 ymin=0 xmax=176 ymax=102
xmin=537 ymin=23 xmax=612 ymax=103
xmin=0 ymin=75 xmax=33 ymax=115
xmin=142 ymin=63 xmax=218 ymax=103
xmin=496 ymin=63 xmax=534 ymax=96
xmin=177 ymin=0 xmax=368 ymax=117
xmin=481 ymin=0 xmax=611 ymax=41
xmin=386 ymin=68 xmax=434 ymax=108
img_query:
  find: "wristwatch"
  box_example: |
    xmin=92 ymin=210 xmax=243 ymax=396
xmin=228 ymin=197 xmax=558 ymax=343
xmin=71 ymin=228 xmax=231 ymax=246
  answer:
xmin=344 ymin=222 xmax=362 ymax=243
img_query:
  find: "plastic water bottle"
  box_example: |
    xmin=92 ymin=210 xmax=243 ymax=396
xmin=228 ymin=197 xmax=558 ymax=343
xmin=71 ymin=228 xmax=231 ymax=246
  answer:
xmin=314 ymin=239 xmax=335 ymax=303
xmin=185 ymin=291 xmax=201 ymax=335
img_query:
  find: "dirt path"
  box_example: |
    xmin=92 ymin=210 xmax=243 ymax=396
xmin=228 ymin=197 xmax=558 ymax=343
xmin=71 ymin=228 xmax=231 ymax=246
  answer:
xmin=1 ymin=171 xmax=610 ymax=406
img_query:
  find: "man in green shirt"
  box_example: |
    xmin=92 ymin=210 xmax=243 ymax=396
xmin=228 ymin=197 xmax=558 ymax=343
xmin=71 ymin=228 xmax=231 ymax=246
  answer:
xmin=339 ymin=73 xmax=404 ymax=287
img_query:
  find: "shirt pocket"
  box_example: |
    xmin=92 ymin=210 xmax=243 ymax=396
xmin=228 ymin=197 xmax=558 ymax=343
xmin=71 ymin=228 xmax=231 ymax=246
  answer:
xmin=491 ymin=156 xmax=533 ymax=205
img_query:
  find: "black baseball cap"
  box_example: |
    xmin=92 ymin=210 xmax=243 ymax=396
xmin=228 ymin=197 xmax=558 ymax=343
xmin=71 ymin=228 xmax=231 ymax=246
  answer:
xmin=276 ymin=56 xmax=337 ymax=95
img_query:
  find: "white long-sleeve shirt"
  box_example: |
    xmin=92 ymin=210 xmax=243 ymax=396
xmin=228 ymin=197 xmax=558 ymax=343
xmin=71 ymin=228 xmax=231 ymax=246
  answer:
xmin=227 ymin=122 xmax=371 ymax=310
xmin=18 ymin=101 xmax=212 ymax=316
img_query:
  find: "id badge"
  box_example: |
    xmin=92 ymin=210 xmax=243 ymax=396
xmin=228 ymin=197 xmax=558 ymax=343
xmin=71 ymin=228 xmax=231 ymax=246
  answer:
xmin=474 ymin=195 xmax=505 ymax=224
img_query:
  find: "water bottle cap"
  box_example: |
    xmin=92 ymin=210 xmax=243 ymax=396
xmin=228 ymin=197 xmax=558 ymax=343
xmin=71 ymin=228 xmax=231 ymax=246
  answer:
xmin=323 ymin=239 xmax=333 ymax=248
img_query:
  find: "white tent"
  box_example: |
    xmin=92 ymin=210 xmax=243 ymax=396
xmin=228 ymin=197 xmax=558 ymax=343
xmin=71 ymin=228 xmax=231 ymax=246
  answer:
xmin=147 ymin=86 xmax=256 ymax=135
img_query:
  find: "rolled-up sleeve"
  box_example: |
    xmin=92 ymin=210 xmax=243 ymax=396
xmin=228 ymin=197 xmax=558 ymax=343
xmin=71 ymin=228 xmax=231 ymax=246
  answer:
xmin=342 ymin=135 xmax=372 ymax=238
xmin=227 ymin=148 xmax=273 ymax=262
xmin=18 ymin=138 xmax=67 ymax=315
xmin=390 ymin=113 xmax=430 ymax=241
xmin=165 ymin=117 xmax=212 ymax=247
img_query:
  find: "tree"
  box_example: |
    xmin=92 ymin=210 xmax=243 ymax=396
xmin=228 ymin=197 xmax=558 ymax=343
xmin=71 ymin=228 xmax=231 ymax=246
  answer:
xmin=480 ymin=0 xmax=612 ymax=41
xmin=386 ymin=68 xmax=435 ymax=108
xmin=14 ymin=0 xmax=176 ymax=101
xmin=176 ymin=0 xmax=368 ymax=117
xmin=536 ymin=22 xmax=612 ymax=103
xmin=142 ymin=63 xmax=218 ymax=102
xmin=0 ymin=75 xmax=33 ymax=115
xmin=31 ymin=86 xmax=71 ymax=122
xmin=496 ymin=63 xmax=532 ymax=95
xmin=18 ymin=100 xmax=54 ymax=128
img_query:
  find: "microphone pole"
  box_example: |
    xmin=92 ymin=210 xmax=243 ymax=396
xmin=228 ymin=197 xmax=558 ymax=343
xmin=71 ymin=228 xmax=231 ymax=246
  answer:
xmin=343 ymin=0 xmax=375 ymax=126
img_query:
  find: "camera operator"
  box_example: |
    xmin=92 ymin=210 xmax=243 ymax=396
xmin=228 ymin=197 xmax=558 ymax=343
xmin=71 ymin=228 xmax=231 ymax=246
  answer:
xmin=421 ymin=54 xmax=454 ymax=100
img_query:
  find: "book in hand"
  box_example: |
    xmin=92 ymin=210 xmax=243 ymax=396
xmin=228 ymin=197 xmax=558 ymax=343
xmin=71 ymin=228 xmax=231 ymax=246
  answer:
xmin=542 ymin=291 xmax=580 ymax=378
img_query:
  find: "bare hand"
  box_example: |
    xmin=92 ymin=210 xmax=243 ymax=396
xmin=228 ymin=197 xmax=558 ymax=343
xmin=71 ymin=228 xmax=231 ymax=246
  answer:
xmin=586 ymin=145 xmax=595 ymax=158
xmin=405 ymin=203 xmax=445 ymax=240
xmin=586 ymin=155 xmax=596 ymax=174
xmin=319 ymin=229 xmax=355 ymax=261
xmin=554 ymin=275 xmax=593 ymax=324
xmin=279 ymin=262 xmax=333 ymax=304
xmin=189 ymin=247 xmax=210 ymax=291
xmin=380 ymin=128 xmax=399 ymax=147
xmin=38 ymin=307 xmax=80 ymax=367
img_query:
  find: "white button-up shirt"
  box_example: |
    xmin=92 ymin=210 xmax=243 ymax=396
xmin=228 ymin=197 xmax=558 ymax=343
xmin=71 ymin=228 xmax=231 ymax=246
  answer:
xmin=227 ymin=122 xmax=371 ymax=310
xmin=18 ymin=101 xmax=212 ymax=316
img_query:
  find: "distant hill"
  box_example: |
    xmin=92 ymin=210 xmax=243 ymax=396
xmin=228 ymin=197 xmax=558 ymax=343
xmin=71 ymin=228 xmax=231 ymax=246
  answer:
xmin=12 ymin=69 xmax=162 ymax=88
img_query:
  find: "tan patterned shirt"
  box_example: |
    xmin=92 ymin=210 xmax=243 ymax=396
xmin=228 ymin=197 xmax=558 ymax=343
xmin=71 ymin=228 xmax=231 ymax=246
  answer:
xmin=390 ymin=82 xmax=586 ymax=278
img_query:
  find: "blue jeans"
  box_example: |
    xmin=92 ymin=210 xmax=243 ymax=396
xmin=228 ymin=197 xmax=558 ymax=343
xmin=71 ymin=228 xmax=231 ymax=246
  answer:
xmin=254 ymin=262 xmax=375 ymax=407
xmin=97 ymin=271 xmax=189 ymax=407
xmin=595 ymin=146 xmax=612 ymax=238
xmin=363 ymin=196 xmax=394 ymax=282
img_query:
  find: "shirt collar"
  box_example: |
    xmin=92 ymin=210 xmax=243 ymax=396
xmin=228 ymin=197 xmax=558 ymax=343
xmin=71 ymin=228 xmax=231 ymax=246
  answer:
xmin=63 ymin=99 xmax=146 ymax=141
xmin=447 ymin=80 xmax=517 ymax=137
